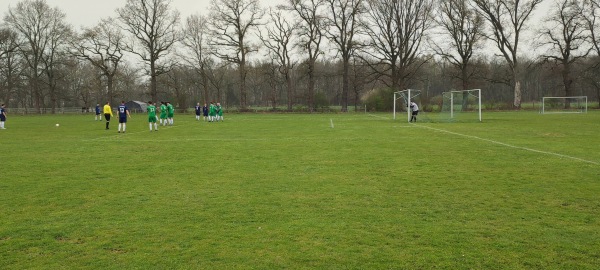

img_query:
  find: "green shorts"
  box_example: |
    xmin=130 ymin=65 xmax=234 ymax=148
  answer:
xmin=148 ymin=116 xmax=157 ymax=123
xmin=160 ymin=113 xmax=167 ymax=119
xmin=167 ymin=113 xmax=174 ymax=118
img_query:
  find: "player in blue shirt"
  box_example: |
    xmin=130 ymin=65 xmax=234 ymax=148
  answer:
xmin=95 ymin=104 xmax=101 ymax=121
xmin=195 ymin=102 xmax=201 ymax=121
xmin=202 ymin=103 xmax=208 ymax=121
xmin=117 ymin=101 xmax=131 ymax=133
xmin=0 ymin=104 xmax=7 ymax=129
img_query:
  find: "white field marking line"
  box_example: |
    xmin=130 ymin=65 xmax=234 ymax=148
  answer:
xmin=366 ymin=113 xmax=417 ymax=127
xmin=366 ymin=113 xmax=391 ymax=120
xmin=415 ymin=124 xmax=600 ymax=166
xmin=330 ymin=118 xmax=334 ymax=128
xmin=82 ymin=125 xmax=179 ymax=142
xmin=101 ymin=138 xmax=270 ymax=142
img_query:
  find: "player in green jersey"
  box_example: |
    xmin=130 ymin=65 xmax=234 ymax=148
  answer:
xmin=147 ymin=101 xmax=158 ymax=131
xmin=159 ymin=101 xmax=168 ymax=126
xmin=216 ymin=102 xmax=223 ymax=122
xmin=209 ymin=101 xmax=216 ymax=122
xmin=167 ymin=101 xmax=174 ymax=125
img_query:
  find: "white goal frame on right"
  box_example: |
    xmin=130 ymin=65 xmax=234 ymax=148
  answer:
xmin=443 ymin=89 xmax=482 ymax=122
xmin=541 ymin=96 xmax=588 ymax=114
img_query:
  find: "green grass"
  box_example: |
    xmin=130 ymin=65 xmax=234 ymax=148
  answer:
xmin=1 ymin=111 xmax=599 ymax=269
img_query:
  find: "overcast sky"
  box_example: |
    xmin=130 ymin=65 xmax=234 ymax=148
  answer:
xmin=0 ymin=0 xmax=551 ymax=29
xmin=0 ymin=0 xmax=286 ymax=29
xmin=0 ymin=0 xmax=552 ymax=56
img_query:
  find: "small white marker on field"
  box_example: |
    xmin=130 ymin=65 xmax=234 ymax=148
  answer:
xmin=330 ymin=119 xmax=334 ymax=128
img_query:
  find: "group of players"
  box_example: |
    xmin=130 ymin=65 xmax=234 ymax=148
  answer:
xmin=95 ymin=100 xmax=222 ymax=132
xmin=194 ymin=102 xmax=224 ymax=123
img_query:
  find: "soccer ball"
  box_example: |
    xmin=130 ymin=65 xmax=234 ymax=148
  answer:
xmin=56 ymin=123 xmax=59 ymax=127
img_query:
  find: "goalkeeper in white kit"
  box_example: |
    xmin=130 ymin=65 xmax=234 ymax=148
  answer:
xmin=409 ymin=101 xmax=419 ymax=122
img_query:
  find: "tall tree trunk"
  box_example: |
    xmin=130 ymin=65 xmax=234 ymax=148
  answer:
xmin=107 ymin=75 xmax=114 ymax=106
xmin=308 ymin=59 xmax=315 ymax=112
xmin=562 ymin=64 xmax=573 ymax=109
xmin=239 ymin=61 xmax=247 ymax=109
xmin=514 ymin=80 xmax=522 ymax=109
xmin=151 ymin=61 xmax=157 ymax=102
xmin=462 ymin=66 xmax=469 ymax=110
xmin=341 ymin=56 xmax=349 ymax=112
xmin=202 ymin=71 xmax=209 ymax=103
xmin=286 ymin=72 xmax=293 ymax=111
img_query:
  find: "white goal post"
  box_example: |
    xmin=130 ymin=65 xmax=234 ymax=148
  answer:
xmin=541 ymin=96 xmax=588 ymax=114
xmin=393 ymin=89 xmax=421 ymax=122
xmin=442 ymin=89 xmax=482 ymax=122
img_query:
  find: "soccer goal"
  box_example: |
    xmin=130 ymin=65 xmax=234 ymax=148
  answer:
xmin=393 ymin=89 xmax=422 ymax=122
xmin=541 ymin=96 xmax=587 ymax=114
xmin=441 ymin=89 xmax=482 ymax=122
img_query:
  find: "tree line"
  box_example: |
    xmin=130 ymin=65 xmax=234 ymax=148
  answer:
xmin=1 ymin=0 xmax=600 ymax=114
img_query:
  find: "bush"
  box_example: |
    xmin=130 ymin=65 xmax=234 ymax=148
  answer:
xmin=364 ymin=88 xmax=395 ymax=112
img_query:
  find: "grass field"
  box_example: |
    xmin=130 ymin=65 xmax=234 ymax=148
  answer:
xmin=1 ymin=111 xmax=599 ymax=269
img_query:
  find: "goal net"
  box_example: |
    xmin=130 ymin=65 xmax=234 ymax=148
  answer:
xmin=394 ymin=89 xmax=429 ymax=122
xmin=441 ymin=89 xmax=482 ymax=122
xmin=541 ymin=96 xmax=587 ymax=114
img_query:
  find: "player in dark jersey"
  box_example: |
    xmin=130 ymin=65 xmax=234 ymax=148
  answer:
xmin=0 ymin=104 xmax=7 ymax=129
xmin=202 ymin=103 xmax=208 ymax=121
xmin=95 ymin=104 xmax=101 ymax=121
xmin=195 ymin=103 xmax=201 ymax=121
xmin=117 ymin=101 xmax=131 ymax=133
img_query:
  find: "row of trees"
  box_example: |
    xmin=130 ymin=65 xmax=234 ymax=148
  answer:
xmin=1 ymin=0 xmax=600 ymax=114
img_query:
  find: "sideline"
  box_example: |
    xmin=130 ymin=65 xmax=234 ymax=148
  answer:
xmin=415 ymin=124 xmax=600 ymax=166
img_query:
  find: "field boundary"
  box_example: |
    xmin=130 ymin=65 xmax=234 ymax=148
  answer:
xmin=415 ymin=124 xmax=600 ymax=166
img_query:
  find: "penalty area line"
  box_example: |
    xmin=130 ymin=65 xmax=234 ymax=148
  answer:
xmin=415 ymin=124 xmax=600 ymax=166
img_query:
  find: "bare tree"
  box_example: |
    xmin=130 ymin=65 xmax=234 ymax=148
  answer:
xmin=472 ymin=0 xmax=545 ymax=109
xmin=71 ymin=18 xmax=125 ymax=106
xmin=0 ymin=27 xmax=19 ymax=59
xmin=285 ymin=0 xmax=326 ymax=111
xmin=362 ymin=0 xmax=434 ymax=92
xmin=66 ymin=61 xmax=98 ymax=110
xmin=4 ymin=0 xmax=71 ymax=113
xmin=181 ymin=14 xmax=211 ymax=103
xmin=259 ymin=7 xmax=297 ymax=111
xmin=434 ymin=0 xmax=484 ymax=90
xmin=582 ymin=0 xmax=600 ymax=106
xmin=0 ymin=27 xmax=21 ymax=107
xmin=538 ymin=0 xmax=590 ymax=101
xmin=324 ymin=0 xmax=365 ymax=112
xmin=117 ymin=0 xmax=180 ymax=102
xmin=40 ymin=11 xmax=72 ymax=113
xmin=208 ymin=0 xmax=263 ymax=110
xmin=583 ymin=0 xmax=600 ymax=55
